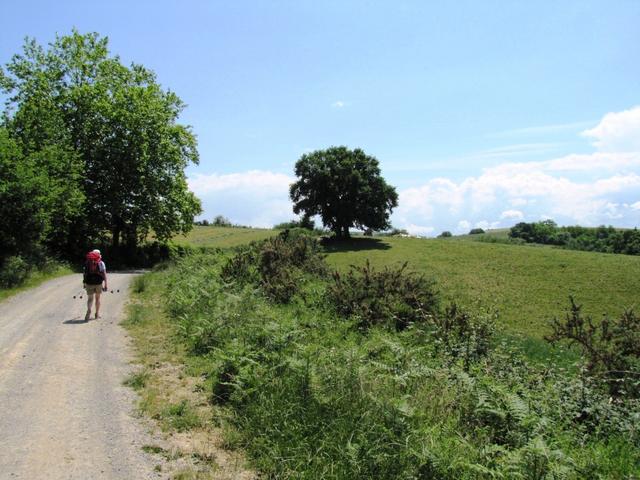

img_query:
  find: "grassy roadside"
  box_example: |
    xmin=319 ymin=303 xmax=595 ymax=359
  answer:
xmin=0 ymin=264 xmax=73 ymax=303
xmin=133 ymin=242 xmax=639 ymax=479
xmin=122 ymin=269 xmax=254 ymax=480
xmin=127 ymin=229 xmax=640 ymax=477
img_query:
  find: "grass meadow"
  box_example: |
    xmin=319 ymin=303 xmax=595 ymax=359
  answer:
xmin=171 ymin=225 xmax=277 ymax=248
xmin=177 ymin=227 xmax=640 ymax=340
xmin=123 ymin=227 xmax=639 ymax=478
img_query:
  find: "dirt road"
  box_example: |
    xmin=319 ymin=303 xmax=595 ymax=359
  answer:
xmin=0 ymin=273 xmax=162 ymax=479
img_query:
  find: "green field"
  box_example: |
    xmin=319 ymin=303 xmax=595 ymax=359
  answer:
xmin=178 ymin=227 xmax=640 ymax=339
xmin=134 ymin=231 xmax=640 ymax=478
xmin=172 ymin=225 xmax=277 ymax=248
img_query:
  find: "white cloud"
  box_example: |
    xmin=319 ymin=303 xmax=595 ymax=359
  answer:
xmin=188 ymin=170 xmax=293 ymax=194
xmin=457 ymin=220 xmax=471 ymax=232
xmin=331 ymin=100 xmax=345 ymax=108
xmin=582 ymin=105 xmax=640 ymax=152
xmin=630 ymin=201 xmax=640 ymax=211
xmin=488 ymin=121 xmax=594 ymax=138
xmin=393 ymin=151 xmax=640 ymax=234
xmin=475 ymin=220 xmax=501 ymax=230
xmin=500 ymin=210 xmax=524 ymax=220
xmin=189 ymin=171 xmax=294 ymax=228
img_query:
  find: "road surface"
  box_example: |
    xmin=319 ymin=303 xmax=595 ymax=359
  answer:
xmin=0 ymin=273 xmax=163 ymax=479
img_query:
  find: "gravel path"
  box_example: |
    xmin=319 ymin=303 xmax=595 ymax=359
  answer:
xmin=0 ymin=273 xmax=163 ymax=479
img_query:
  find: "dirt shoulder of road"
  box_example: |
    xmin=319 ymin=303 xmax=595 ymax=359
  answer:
xmin=122 ymin=273 xmax=255 ymax=480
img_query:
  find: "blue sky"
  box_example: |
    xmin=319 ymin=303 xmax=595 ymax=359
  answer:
xmin=2 ymin=1 xmax=639 ymax=234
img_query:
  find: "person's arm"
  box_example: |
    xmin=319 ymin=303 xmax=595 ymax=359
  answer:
xmin=101 ymin=262 xmax=108 ymax=290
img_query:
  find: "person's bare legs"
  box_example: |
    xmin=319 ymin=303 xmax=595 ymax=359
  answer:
xmin=85 ymin=292 xmax=94 ymax=321
xmin=94 ymin=291 xmax=101 ymax=319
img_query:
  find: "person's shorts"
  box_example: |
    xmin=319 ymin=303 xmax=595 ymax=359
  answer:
xmin=84 ymin=284 xmax=103 ymax=295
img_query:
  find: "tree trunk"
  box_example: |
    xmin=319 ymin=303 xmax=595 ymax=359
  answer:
xmin=112 ymin=225 xmax=121 ymax=249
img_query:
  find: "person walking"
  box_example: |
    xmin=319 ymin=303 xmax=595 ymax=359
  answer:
xmin=83 ymin=249 xmax=108 ymax=321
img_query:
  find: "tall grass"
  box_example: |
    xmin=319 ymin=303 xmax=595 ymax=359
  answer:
xmin=157 ymin=249 xmax=640 ymax=479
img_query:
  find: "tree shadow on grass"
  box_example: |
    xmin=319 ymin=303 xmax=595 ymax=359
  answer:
xmin=322 ymin=237 xmax=392 ymax=253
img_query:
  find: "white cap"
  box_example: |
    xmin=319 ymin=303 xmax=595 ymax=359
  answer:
xmin=92 ymin=249 xmax=101 ymax=255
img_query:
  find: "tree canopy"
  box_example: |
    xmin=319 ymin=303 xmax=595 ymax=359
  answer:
xmin=289 ymin=146 xmax=398 ymax=238
xmin=0 ymin=30 xmax=201 ymax=261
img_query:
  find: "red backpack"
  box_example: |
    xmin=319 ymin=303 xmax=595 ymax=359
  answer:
xmin=83 ymin=251 xmax=103 ymax=285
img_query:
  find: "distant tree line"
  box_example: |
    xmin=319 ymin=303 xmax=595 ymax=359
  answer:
xmin=274 ymin=214 xmax=316 ymax=231
xmin=509 ymin=220 xmax=640 ymax=255
xmin=0 ymin=30 xmax=200 ymax=277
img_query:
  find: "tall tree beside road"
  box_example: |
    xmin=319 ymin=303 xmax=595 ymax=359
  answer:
xmin=0 ymin=30 xmax=201 ymax=254
xmin=290 ymin=146 xmax=398 ymax=239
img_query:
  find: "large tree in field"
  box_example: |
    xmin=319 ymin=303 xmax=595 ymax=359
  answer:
xmin=289 ymin=146 xmax=398 ymax=239
xmin=0 ymin=31 xmax=201 ymax=253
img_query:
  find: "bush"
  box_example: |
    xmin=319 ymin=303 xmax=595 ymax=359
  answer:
xmin=438 ymin=231 xmax=453 ymax=238
xmin=328 ymin=260 xmax=439 ymax=330
xmin=434 ymin=303 xmax=496 ymax=369
xmin=469 ymin=228 xmax=485 ymax=235
xmin=213 ymin=214 xmax=232 ymax=227
xmin=546 ymin=297 xmax=640 ymax=398
xmin=509 ymin=221 xmax=640 ymax=256
xmin=221 ymin=231 xmax=327 ymax=303
xmin=0 ymin=255 xmax=30 ymax=287
xmin=274 ymin=215 xmax=315 ymax=231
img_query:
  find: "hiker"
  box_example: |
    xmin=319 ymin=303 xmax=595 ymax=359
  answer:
xmin=83 ymin=249 xmax=108 ymax=321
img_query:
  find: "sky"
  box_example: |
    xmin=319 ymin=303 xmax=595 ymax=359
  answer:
xmin=2 ymin=0 xmax=639 ymax=235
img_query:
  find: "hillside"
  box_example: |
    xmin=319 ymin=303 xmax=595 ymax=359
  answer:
xmin=178 ymin=227 xmax=640 ymax=339
xmin=127 ymin=231 xmax=640 ymax=478
xmin=172 ymin=225 xmax=277 ymax=248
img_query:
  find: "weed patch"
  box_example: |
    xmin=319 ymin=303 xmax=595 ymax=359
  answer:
xmin=123 ymin=370 xmax=150 ymax=391
xmin=158 ymin=250 xmax=640 ymax=478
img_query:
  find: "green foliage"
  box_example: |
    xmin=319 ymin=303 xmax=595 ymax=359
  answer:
xmin=123 ymin=370 xmax=150 ymax=390
xmin=1 ymin=30 xmax=201 ymax=256
xmin=132 ymin=275 xmax=147 ymax=293
xmin=469 ymin=228 xmax=485 ymax=235
xmin=212 ymin=215 xmax=232 ymax=227
xmin=547 ymin=297 xmax=640 ymax=398
xmin=163 ymin=400 xmax=201 ymax=432
xmin=0 ymin=129 xmax=41 ymax=260
xmin=157 ymin=250 xmax=640 ymax=479
xmin=221 ymin=231 xmax=327 ymax=303
xmin=434 ymin=303 xmax=496 ymax=369
xmin=274 ymin=214 xmax=316 ymax=231
xmin=328 ymin=260 xmax=439 ymax=330
xmin=510 ymin=220 xmax=640 ymax=255
xmin=0 ymin=256 xmax=30 ymax=288
xmin=290 ymin=146 xmax=398 ymax=239
xmin=438 ymin=230 xmax=453 ymax=238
